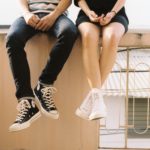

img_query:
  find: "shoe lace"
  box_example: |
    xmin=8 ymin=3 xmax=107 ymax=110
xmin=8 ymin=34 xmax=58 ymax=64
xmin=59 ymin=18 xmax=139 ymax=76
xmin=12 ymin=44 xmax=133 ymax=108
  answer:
xmin=41 ymin=86 xmax=57 ymax=109
xmin=16 ymin=100 xmax=32 ymax=121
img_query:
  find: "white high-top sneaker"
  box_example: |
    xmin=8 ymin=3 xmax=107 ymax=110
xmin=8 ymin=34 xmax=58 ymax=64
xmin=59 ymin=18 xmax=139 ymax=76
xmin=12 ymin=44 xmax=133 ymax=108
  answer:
xmin=75 ymin=90 xmax=93 ymax=120
xmin=89 ymin=88 xmax=107 ymax=120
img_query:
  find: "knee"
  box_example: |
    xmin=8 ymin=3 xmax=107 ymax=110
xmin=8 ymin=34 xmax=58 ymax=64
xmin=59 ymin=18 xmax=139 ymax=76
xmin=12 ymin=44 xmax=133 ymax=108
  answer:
xmin=103 ymin=30 xmax=122 ymax=44
xmin=6 ymin=32 xmax=16 ymax=47
xmin=81 ymin=30 xmax=98 ymax=48
xmin=82 ymin=26 xmax=100 ymax=43
xmin=6 ymin=32 xmax=25 ymax=51
xmin=82 ymin=29 xmax=93 ymax=40
xmin=6 ymin=32 xmax=27 ymax=56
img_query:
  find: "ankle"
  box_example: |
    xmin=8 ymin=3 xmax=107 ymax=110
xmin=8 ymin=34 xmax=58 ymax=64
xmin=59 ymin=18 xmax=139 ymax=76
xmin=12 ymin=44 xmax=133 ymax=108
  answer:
xmin=38 ymin=81 xmax=53 ymax=87
xmin=19 ymin=97 xmax=35 ymax=102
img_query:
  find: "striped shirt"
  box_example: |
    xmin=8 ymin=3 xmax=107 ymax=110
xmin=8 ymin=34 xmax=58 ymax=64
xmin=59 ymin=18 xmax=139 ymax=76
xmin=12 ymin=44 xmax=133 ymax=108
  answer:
xmin=28 ymin=0 xmax=60 ymax=13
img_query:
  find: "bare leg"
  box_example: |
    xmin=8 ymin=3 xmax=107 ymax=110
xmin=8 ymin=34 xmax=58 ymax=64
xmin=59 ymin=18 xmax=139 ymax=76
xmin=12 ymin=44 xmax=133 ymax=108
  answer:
xmin=76 ymin=23 xmax=109 ymax=120
xmin=76 ymin=22 xmax=126 ymax=120
xmin=100 ymin=22 xmax=125 ymax=85
xmin=78 ymin=22 xmax=101 ymax=89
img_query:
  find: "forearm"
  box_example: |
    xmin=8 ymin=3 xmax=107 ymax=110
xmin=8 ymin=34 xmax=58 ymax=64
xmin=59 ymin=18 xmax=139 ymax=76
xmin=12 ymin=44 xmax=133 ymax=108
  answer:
xmin=111 ymin=0 xmax=126 ymax=14
xmin=18 ymin=0 xmax=30 ymax=14
xmin=52 ymin=0 xmax=71 ymax=18
xmin=78 ymin=0 xmax=91 ymax=16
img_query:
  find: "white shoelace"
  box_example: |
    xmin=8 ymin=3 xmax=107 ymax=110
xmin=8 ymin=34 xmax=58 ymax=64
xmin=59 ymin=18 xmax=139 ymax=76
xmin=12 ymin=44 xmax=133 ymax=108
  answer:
xmin=16 ymin=100 xmax=32 ymax=122
xmin=41 ymin=86 xmax=57 ymax=109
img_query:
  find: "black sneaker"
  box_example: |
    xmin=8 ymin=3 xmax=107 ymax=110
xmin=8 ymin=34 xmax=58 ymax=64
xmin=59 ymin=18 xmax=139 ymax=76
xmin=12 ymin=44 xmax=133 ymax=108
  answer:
xmin=9 ymin=99 xmax=41 ymax=132
xmin=34 ymin=82 xmax=59 ymax=119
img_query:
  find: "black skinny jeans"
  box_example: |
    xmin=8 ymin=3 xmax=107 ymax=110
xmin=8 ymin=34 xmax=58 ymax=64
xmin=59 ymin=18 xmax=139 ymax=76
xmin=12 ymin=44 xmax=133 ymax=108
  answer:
xmin=6 ymin=14 xmax=78 ymax=100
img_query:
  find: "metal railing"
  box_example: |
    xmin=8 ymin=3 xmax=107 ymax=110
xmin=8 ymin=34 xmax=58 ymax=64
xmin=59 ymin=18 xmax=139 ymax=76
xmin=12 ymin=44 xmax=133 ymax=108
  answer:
xmin=99 ymin=48 xmax=150 ymax=149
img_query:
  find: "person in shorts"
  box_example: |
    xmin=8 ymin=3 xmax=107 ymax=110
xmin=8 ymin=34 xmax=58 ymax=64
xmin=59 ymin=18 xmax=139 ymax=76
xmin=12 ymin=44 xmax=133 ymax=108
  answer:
xmin=74 ymin=0 xmax=129 ymax=120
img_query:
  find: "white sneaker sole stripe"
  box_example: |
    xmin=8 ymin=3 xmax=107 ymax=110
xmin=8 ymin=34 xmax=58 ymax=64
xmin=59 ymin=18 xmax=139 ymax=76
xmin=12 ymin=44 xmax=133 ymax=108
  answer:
xmin=75 ymin=108 xmax=90 ymax=120
xmin=89 ymin=111 xmax=107 ymax=120
xmin=9 ymin=112 xmax=41 ymax=132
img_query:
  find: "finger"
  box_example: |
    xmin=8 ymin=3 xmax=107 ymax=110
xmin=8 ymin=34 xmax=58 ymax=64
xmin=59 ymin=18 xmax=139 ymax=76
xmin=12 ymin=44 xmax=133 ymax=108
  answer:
xmin=103 ymin=17 xmax=106 ymax=21
xmin=100 ymin=14 xmax=105 ymax=18
xmin=39 ymin=23 xmax=47 ymax=30
xmin=35 ymin=21 xmax=43 ymax=30
xmin=100 ymin=22 xmax=105 ymax=26
xmin=91 ymin=11 xmax=98 ymax=18
xmin=31 ymin=17 xmax=38 ymax=25
xmin=103 ymin=17 xmax=109 ymax=23
xmin=99 ymin=17 xmax=104 ymax=23
xmin=94 ymin=18 xmax=99 ymax=22
xmin=32 ymin=18 xmax=38 ymax=24
xmin=91 ymin=14 xmax=98 ymax=18
xmin=28 ymin=20 xmax=36 ymax=28
xmin=99 ymin=14 xmax=105 ymax=22
xmin=33 ymin=15 xmax=40 ymax=24
xmin=99 ymin=19 xmax=106 ymax=26
xmin=90 ymin=17 xmax=98 ymax=22
xmin=105 ymin=14 xmax=111 ymax=19
xmin=92 ymin=13 xmax=98 ymax=18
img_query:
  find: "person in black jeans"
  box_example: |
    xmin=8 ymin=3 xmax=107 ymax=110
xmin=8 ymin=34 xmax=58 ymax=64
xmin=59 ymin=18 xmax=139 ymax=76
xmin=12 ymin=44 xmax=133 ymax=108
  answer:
xmin=6 ymin=0 xmax=77 ymax=132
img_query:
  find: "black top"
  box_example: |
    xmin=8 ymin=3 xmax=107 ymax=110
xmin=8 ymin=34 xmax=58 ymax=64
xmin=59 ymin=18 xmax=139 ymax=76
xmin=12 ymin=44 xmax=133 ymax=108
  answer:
xmin=74 ymin=0 xmax=128 ymax=22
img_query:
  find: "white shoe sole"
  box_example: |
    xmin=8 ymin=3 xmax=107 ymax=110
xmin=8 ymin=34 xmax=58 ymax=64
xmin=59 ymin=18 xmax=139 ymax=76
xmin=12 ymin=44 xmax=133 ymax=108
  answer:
xmin=34 ymin=92 xmax=59 ymax=119
xmin=9 ymin=112 xmax=41 ymax=132
xmin=40 ymin=106 xmax=59 ymax=119
xmin=75 ymin=108 xmax=90 ymax=120
xmin=89 ymin=111 xmax=107 ymax=120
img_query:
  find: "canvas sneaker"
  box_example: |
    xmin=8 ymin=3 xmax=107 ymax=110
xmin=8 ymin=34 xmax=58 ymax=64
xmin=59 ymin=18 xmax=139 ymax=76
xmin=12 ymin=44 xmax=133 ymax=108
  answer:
xmin=34 ymin=82 xmax=59 ymax=119
xmin=75 ymin=90 xmax=93 ymax=120
xmin=89 ymin=89 xmax=107 ymax=120
xmin=9 ymin=99 xmax=41 ymax=132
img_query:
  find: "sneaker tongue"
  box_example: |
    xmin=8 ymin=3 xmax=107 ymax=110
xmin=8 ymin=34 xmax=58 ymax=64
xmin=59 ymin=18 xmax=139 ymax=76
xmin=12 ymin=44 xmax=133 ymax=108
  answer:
xmin=17 ymin=99 xmax=31 ymax=111
xmin=27 ymin=99 xmax=35 ymax=107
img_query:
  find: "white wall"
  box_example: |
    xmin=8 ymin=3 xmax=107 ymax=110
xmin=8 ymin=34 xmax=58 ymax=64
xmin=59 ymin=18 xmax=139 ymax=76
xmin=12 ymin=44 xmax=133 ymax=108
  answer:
xmin=0 ymin=0 xmax=150 ymax=28
xmin=0 ymin=0 xmax=21 ymax=25
xmin=125 ymin=0 xmax=150 ymax=28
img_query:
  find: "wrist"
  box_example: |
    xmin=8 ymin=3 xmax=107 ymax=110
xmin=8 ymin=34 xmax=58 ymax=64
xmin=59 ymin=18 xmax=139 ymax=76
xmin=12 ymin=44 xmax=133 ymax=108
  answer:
xmin=52 ymin=7 xmax=64 ymax=18
xmin=23 ymin=11 xmax=31 ymax=17
xmin=110 ymin=10 xmax=117 ymax=17
xmin=50 ymin=10 xmax=60 ymax=19
xmin=86 ymin=9 xmax=92 ymax=17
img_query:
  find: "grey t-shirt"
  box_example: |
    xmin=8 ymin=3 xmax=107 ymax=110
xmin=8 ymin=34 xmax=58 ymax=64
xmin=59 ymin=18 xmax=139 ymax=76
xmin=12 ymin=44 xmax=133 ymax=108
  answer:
xmin=28 ymin=0 xmax=60 ymax=13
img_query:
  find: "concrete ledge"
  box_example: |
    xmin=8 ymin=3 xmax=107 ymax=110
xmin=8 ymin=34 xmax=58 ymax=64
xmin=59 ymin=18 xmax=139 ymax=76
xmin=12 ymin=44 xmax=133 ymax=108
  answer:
xmin=1 ymin=27 xmax=150 ymax=47
xmin=0 ymin=27 xmax=150 ymax=150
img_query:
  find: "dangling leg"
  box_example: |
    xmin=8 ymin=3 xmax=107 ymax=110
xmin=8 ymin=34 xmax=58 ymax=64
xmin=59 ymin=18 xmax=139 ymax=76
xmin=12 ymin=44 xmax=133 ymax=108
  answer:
xmin=6 ymin=17 xmax=41 ymax=132
xmin=100 ymin=22 xmax=125 ymax=85
xmin=34 ymin=15 xmax=77 ymax=119
xmin=79 ymin=22 xmax=101 ymax=89
xmin=75 ymin=22 xmax=106 ymax=120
